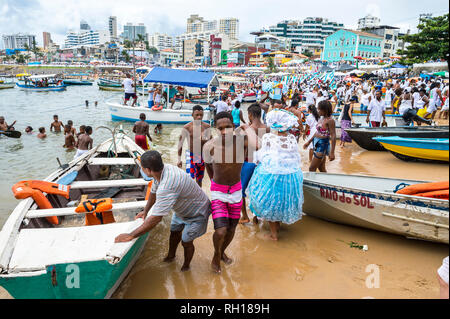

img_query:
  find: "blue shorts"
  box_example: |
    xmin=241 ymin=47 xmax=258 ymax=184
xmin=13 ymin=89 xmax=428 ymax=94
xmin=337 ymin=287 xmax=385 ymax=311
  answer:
xmin=240 ymin=161 xmax=257 ymax=198
xmin=313 ymin=137 xmax=331 ymax=159
xmin=148 ymin=100 xmax=154 ymax=108
xmin=360 ymin=104 xmax=368 ymax=112
xmin=170 ymin=214 xmax=209 ymax=243
xmin=125 ymin=92 xmax=137 ymax=100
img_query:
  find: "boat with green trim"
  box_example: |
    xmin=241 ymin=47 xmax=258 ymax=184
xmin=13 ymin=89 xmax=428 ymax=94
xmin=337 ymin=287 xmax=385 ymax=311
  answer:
xmin=0 ymin=132 xmax=152 ymax=298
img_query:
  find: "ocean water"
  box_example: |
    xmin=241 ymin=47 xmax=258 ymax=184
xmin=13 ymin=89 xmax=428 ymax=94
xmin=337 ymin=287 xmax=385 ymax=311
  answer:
xmin=0 ymin=84 xmax=182 ymax=226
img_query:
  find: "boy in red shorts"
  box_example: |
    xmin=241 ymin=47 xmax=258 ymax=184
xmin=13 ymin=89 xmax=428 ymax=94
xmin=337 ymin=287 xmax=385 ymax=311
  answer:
xmin=133 ymin=113 xmax=152 ymax=150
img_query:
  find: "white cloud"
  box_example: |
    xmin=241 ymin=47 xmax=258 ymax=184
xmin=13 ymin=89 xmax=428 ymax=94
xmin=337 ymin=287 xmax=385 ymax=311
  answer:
xmin=0 ymin=0 xmax=448 ymax=46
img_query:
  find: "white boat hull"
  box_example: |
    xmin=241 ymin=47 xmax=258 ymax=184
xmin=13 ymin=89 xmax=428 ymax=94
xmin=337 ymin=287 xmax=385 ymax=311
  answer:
xmin=107 ymin=102 xmax=212 ymax=124
xmin=303 ymin=172 xmax=449 ymax=244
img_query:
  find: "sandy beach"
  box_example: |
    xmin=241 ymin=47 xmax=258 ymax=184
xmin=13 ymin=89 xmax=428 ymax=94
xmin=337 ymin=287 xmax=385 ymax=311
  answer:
xmin=2 ymin=128 xmax=447 ymax=299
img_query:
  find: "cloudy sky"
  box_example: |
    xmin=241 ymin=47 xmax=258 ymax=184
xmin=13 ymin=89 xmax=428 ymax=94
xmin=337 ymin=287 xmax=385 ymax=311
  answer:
xmin=0 ymin=0 xmax=448 ymax=47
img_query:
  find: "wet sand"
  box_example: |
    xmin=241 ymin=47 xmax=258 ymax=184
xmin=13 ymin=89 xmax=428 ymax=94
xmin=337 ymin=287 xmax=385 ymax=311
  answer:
xmin=0 ymin=117 xmax=448 ymax=299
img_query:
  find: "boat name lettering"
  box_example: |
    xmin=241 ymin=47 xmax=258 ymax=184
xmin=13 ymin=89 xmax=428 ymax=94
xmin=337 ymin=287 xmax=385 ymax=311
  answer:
xmin=319 ymin=188 xmax=374 ymax=209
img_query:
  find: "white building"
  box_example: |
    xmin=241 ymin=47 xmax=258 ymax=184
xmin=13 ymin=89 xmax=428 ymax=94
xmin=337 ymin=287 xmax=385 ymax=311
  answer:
xmin=148 ymin=33 xmax=174 ymax=52
xmin=364 ymin=25 xmax=401 ymax=58
xmin=109 ymin=16 xmax=118 ymax=40
xmin=219 ymin=18 xmax=239 ymax=40
xmin=186 ymin=14 xmax=239 ymax=40
xmin=2 ymin=34 xmax=36 ymax=50
xmin=258 ymin=17 xmax=343 ymax=53
xmin=186 ymin=14 xmax=218 ymax=33
xmin=358 ymin=15 xmax=381 ymax=30
xmin=64 ymin=30 xmax=110 ymax=48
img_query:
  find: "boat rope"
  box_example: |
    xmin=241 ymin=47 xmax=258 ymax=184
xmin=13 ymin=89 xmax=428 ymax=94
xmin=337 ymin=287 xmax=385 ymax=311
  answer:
xmin=393 ymin=183 xmax=410 ymax=193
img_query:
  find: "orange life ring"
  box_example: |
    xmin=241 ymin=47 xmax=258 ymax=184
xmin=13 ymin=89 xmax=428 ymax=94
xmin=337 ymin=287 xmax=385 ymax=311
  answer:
xmin=12 ymin=180 xmax=70 ymax=225
xmin=152 ymin=104 xmax=163 ymax=111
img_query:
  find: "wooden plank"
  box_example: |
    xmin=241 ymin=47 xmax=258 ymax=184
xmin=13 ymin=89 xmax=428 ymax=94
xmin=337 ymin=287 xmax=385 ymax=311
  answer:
xmin=89 ymin=158 xmax=136 ymax=165
xmin=70 ymin=179 xmax=148 ymax=189
xmin=26 ymin=201 xmax=147 ymax=219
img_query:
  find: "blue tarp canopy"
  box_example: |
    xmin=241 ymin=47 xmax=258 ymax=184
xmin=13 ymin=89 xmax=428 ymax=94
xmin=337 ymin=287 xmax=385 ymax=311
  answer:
xmin=143 ymin=67 xmax=219 ymax=88
xmin=391 ymin=63 xmax=407 ymax=68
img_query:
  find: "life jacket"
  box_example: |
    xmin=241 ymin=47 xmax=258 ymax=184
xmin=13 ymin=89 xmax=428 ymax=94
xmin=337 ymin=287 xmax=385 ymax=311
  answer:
xmin=12 ymin=180 xmax=70 ymax=225
xmin=75 ymin=198 xmax=115 ymax=226
xmin=145 ymin=180 xmax=154 ymax=201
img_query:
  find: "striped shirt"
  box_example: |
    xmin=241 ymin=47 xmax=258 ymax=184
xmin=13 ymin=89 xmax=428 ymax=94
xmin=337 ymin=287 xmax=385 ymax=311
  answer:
xmin=150 ymin=164 xmax=211 ymax=221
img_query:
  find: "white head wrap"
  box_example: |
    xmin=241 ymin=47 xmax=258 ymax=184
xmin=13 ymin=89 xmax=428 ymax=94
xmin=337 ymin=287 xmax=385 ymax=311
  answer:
xmin=266 ymin=109 xmax=299 ymax=132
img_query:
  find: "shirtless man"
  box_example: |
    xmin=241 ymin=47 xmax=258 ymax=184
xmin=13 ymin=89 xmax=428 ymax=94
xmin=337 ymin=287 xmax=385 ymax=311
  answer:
xmin=63 ymin=125 xmax=76 ymax=150
xmin=77 ymin=125 xmax=86 ymax=140
xmin=133 ymin=113 xmax=152 ymax=150
xmin=74 ymin=126 xmax=93 ymax=158
xmin=67 ymin=120 xmax=77 ymax=136
xmin=204 ymin=112 xmax=248 ymax=274
xmin=50 ymin=115 xmax=64 ymax=133
xmin=0 ymin=116 xmax=16 ymax=131
xmin=177 ymin=105 xmax=211 ymax=187
xmin=237 ymin=103 xmax=270 ymax=224
xmin=37 ymin=127 xmax=47 ymax=139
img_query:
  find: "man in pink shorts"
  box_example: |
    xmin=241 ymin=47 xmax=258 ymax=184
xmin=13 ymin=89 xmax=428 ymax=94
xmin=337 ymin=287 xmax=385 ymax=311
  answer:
xmin=204 ymin=112 xmax=248 ymax=274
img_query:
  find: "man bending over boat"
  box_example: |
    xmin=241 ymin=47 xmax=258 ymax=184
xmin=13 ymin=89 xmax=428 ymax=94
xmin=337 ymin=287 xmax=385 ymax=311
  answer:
xmin=133 ymin=113 xmax=152 ymax=150
xmin=115 ymin=151 xmax=211 ymax=272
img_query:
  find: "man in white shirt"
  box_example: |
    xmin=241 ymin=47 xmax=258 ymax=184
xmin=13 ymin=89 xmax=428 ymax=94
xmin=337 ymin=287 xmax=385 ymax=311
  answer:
xmin=366 ymin=90 xmax=386 ymax=127
xmin=212 ymin=95 xmax=230 ymax=114
xmin=122 ymin=73 xmax=137 ymax=107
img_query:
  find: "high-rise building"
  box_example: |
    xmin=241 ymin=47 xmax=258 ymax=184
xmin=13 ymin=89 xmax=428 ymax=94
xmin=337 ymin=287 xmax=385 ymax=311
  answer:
xmin=80 ymin=19 xmax=91 ymax=31
xmin=186 ymin=14 xmax=217 ymax=33
xmin=109 ymin=16 xmax=118 ymax=40
xmin=148 ymin=33 xmax=174 ymax=52
xmin=186 ymin=14 xmax=239 ymax=40
xmin=257 ymin=17 xmax=343 ymax=53
xmin=64 ymin=30 xmax=110 ymax=48
xmin=2 ymin=34 xmax=36 ymax=50
xmin=42 ymin=32 xmax=52 ymax=49
xmin=358 ymin=15 xmax=380 ymax=30
xmin=219 ymin=18 xmax=239 ymax=40
xmin=121 ymin=23 xmax=147 ymax=42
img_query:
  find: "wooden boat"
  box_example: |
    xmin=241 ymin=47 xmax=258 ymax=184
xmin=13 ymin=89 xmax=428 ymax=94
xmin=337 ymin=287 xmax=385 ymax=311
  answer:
xmin=107 ymin=101 xmax=212 ymax=124
xmin=63 ymin=79 xmax=94 ymax=86
xmin=0 ymin=133 xmax=152 ymax=298
xmin=303 ymin=172 xmax=449 ymax=244
xmin=373 ymin=136 xmax=449 ymax=163
xmin=98 ymin=84 xmax=124 ymax=92
xmin=346 ymin=126 xmax=449 ymax=151
xmin=0 ymin=76 xmax=15 ymax=89
xmin=16 ymin=74 xmax=66 ymax=92
xmin=332 ymin=113 xmax=406 ymax=127
xmin=108 ymin=67 xmax=218 ymax=124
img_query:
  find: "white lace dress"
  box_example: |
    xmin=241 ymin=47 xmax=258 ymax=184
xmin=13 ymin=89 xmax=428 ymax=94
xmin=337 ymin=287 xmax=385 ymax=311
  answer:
xmin=247 ymin=133 xmax=304 ymax=224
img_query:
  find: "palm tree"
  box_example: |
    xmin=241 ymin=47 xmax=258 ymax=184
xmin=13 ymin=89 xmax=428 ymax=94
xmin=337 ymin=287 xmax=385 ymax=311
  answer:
xmin=136 ymin=34 xmax=145 ymax=64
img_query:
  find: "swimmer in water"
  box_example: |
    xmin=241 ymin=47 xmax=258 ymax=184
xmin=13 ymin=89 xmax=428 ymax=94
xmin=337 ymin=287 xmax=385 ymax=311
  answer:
xmin=63 ymin=124 xmax=76 ymax=150
xmin=50 ymin=115 xmax=63 ymax=133
xmin=37 ymin=127 xmax=47 ymax=139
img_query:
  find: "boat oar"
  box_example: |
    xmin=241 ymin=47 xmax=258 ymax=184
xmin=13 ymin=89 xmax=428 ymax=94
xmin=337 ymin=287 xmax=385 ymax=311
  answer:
xmin=56 ymin=157 xmax=69 ymax=170
xmin=0 ymin=130 xmax=21 ymax=138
